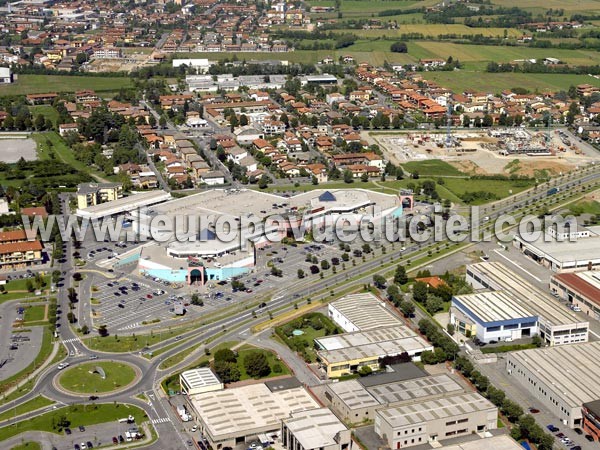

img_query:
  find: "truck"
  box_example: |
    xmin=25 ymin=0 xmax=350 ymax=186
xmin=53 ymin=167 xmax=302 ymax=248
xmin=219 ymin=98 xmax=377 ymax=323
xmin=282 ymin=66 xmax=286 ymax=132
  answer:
xmin=177 ymin=405 xmax=192 ymax=422
xmin=547 ymin=187 xmax=559 ymax=196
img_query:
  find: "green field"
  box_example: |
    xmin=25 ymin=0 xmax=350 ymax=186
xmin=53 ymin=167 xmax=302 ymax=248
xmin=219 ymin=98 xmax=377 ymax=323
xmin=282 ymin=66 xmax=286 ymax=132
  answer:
xmin=442 ymin=177 xmax=536 ymax=204
xmin=402 ymin=160 xmax=464 ymax=177
xmin=490 ymin=0 xmax=600 ymax=15
xmin=0 ymin=403 xmax=147 ymax=442
xmin=0 ymin=75 xmax=133 ymax=96
xmin=569 ymin=200 xmax=600 ymax=216
xmin=0 ymin=396 xmax=54 ymax=422
xmin=339 ymin=25 xmax=523 ymax=39
xmin=422 ymin=71 xmax=600 ymax=93
xmin=58 ymin=362 xmax=137 ymax=394
xmin=411 ymin=42 xmax=600 ymax=66
xmin=23 ymin=305 xmax=46 ymax=323
xmin=235 ymin=345 xmax=290 ymax=379
xmin=28 ymin=105 xmax=59 ymax=124
xmin=275 ymin=312 xmax=342 ymax=363
xmin=10 ymin=442 xmax=41 ymax=450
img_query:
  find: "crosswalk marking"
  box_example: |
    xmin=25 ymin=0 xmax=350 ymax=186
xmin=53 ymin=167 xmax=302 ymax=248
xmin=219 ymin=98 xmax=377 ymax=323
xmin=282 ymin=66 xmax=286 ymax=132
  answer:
xmin=151 ymin=417 xmax=171 ymax=424
xmin=61 ymin=338 xmax=81 ymax=344
xmin=118 ymin=322 xmax=141 ymax=331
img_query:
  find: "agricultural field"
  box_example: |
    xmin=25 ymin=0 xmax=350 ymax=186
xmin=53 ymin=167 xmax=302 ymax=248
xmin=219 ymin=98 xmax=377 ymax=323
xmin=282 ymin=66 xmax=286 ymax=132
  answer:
xmin=0 ymin=74 xmax=133 ymax=96
xmin=341 ymin=25 xmax=523 ymax=39
xmin=402 ymin=160 xmax=465 ymax=177
xmin=410 ymin=42 xmax=600 ymax=66
xmin=422 ymin=71 xmax=600 ymax=93
xmin=489 ymin=0 xmax=600 ymax=15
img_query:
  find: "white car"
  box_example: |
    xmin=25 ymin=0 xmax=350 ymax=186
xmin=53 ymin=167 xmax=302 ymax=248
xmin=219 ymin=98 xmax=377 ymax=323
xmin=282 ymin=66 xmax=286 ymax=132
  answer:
xmin=191 ymin=425 xmax=198 ymax=432
xmin=80 ymin=443 xmax=87 ymax=450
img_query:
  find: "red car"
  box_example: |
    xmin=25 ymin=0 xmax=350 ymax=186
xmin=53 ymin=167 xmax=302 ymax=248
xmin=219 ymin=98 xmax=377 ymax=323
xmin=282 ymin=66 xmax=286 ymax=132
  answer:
xmin=146 ymin=294 xmax=153 ymax=299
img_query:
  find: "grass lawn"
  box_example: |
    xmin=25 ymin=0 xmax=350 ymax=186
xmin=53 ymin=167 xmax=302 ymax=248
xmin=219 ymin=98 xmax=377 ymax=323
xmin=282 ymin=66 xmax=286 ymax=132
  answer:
xmin=275 ymin=312 xmax=342 ymax=363
xmin=0 ymin=403 xmax=148 ymax=442
xmin=23 ymin=305 xmax=46 ymax=323
xmin=402 ymin=160 xmax=465 ymax=177
xmin=569 ymin=200 xmax=600 ymax=216
xmin=58 ymin=362 xmax=137 ymax=394
xmin=28 ymin=105 xmax=59 ymax=125
xmin=422 ymin=71 xmax=600 ymax=94
xmin=9 ymin=442 xmax=41 ymax=450
xmin=84 ymin=325 xmax=196 ymax=353
xmin=235 ymin=345 xmax=290 ymax=379
xmin=0 ymin=396 xmax=55 ymax=422
xmin=158 ymin=342 xmax=202 ymax=370
xmin=0 ymin=276 xmax=51 ymax=304
xmin=0 ymin=74 xmax=133 ymax=96
xmin=441 ymin=177 xmax=536 ymax=204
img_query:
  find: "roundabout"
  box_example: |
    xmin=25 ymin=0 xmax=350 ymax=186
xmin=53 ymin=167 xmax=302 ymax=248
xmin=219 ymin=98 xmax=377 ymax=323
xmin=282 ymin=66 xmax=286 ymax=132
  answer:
xmin=56 ymin=361 xmax=140 ymax=395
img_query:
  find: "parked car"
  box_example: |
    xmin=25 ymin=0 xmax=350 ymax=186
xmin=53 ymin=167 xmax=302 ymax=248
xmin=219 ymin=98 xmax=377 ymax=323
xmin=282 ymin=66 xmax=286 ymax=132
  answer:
xmin=88 ymin=395 xmax=98 ymax=401
xmin=585 ymin=435 xmax=595 ymax=442
xmin=574 ymin=428 xmax=583 ymax=435
xmin=528 ymin=407 xmax=540 ymax=414
xmin=112 ymin=437 xmax=118 ymax=445
xmin=65 ymin=428 xmax=72 ymax=435
xmin=86 ymin=442 xmax=93 ymax=449
xmin=547 ymin=425 xmax=559 ymax=433
xmin=79 ymin=425 xmax=85 ymax=432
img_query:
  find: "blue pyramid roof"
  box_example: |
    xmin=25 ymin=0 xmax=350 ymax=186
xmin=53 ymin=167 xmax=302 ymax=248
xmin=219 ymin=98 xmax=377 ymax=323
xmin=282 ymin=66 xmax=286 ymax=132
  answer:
xmin=319 ymin=191 xmax=336 ymax=202
xmin=198 ymin=228 xmax=217 ymax=240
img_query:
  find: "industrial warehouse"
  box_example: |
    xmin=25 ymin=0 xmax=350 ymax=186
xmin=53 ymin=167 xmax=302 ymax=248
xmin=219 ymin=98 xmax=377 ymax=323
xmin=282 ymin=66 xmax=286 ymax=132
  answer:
xmin=506 ymin=341 xmax=600 ymax=428
xmin=327 ymin=293 xmax=404 ymax=332
xmin=550 ymin=270 xmax=600 ymax=320
xmin=461 ymin=262 xmax=588 ymax=345
xmin=186 ymin=377 xmax=319 ymax=449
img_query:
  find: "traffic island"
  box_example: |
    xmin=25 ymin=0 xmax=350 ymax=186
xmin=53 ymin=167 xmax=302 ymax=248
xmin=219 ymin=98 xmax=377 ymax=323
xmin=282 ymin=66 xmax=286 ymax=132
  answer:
xmin=56 ymin=361 xmax=139 ymax=395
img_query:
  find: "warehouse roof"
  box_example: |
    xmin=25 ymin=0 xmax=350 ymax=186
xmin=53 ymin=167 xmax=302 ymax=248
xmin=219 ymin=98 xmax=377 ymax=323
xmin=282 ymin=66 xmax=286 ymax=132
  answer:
xmin=376 ymin=392 xmax=496 ymax=428
xmin=189 ymin=384 xmax=319 ymax=439
xmin=468 ymin=262 xmax=584 ymax=327
xmin=326 ymin=379 xmax=380 ymax=410
xmin=315 ymin=326 xmax=417 ymax=351
xmin=440 ymin=435 xmax=523 ymax=450
xmin=317 ymin=336 xmax=432 ymax=364
xmin=518 ymin=234 xmax=600 ymax=264
xmin=180 ymin=368 xmax=222 ymax=390
xmin=367 ymin=374 xmax=464 ymax=405
xmin=329 ymin=293 xmax=402 ymax=331
xmin=508 ymin=341 xmax=600 ymax=408
xmin=283 ymin=408 xmax=348 ymax=450
xmin=453 ymin=290 xmax=535 ymax=324
xmin=553 ymin=271 xmax=600 ymax=306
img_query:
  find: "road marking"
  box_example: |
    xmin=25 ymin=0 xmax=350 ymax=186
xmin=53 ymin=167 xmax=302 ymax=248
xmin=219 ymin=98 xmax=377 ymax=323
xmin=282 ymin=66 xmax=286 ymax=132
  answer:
xmin=151 ymin=417 xmax=171 ymax=424
xmin=493 ymin=250 xmax=542 ymax=282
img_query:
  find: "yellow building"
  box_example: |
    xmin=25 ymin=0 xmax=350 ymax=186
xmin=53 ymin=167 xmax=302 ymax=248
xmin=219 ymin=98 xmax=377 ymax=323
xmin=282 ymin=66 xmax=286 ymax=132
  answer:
xmin=0 ymin=240 xmax=43 ymax=268
xmin=77 ymin=183 xmax=123 ymax=210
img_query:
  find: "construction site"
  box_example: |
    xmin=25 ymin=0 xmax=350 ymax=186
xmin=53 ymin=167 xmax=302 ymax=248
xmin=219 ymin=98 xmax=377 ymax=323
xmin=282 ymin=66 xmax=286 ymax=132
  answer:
xmin=372 ymin=128 xmax=598 ymax=175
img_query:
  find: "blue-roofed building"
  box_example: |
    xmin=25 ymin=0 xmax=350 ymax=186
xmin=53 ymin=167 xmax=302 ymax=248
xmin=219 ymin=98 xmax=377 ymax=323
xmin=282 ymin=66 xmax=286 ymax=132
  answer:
xmin=318 ymin=191 xmax=336 ymax=202
xmin=450 ymin=290 xmax=538 ymax=343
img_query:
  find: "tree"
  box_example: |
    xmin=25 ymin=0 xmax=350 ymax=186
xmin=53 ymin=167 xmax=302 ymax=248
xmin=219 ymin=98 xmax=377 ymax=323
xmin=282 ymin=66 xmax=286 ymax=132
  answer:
xmin=538 ymin=434 xmax=555 ymax=450
xmin=214 ymin=360 xmax=241 ymax=383
xmin=258 ymin=175 xmax=269 ymax=189
xmin=243 ymin=352 xmax=271 ymax=378
xmin=214 ymin=348 xmax=237 ymax=363
xmin=320 ymin=260 xmax=330 ymax=270
xmin=148 ymin=114 xmax=156 ymax=128
xmin=373 ymin=274 xmax=387 ymax=288
xmin=390 ymin=41 xmax=408 ymax=53
xmin=80 ymin=324 xmax=89 ymax=335
xmin=297 ymin=269 xmax=305 ymax=279
xmin=52 ymin=270 xmax=61 ymax=284
xmin=486 ymin=385 xmax=506 ymax=406
xmin=343 ymin=169 xmax=353 ymax=184
xmin=67 ymin=312 xmax=76 ymax=323
xmin=425 ymin=295 xmax=444 ymax=314
xmin=358 ymin=365 xmax=372 ymax=376
xmin=446 ymin=323 xmax=455 ymax=335
xmin=158 ymin=116 xmax=167 ymax=129
xmin=191 ymin=293 xmax=204 ymax=306
xmin=360 ymin=172 xmax=369 ymax=182
xmin=309 ymin=265 xmax=320 ymax=274
xmin=394 ymin=264 xmax=408 ymax=285
xmin=412 ymin=281 xmax=428 ymax=303
xmin=25 ymin=279 xmax=34 ymax=292
xmin=239 ymin=114 xmax=248 ymax=126
xmin=34 ymin=114 xmax=46 ymax=131
xmin=399 ymin=300 xmax=415 ymax=318
xmin=98 ymin=325 xmax=109 ymax=337
xmin=420 ymin=350 xmax=437 ymax=365
xmin=501 ymin=399 xmax=524 ymax=422
xmin=229 ymin=114 xmax=239 ymax=132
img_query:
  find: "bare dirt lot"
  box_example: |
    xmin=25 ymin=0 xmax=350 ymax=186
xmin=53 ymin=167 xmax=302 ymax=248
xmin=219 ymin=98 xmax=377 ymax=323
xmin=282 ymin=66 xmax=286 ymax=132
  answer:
xmin=371 ymin=129 xmax=598 ymax=176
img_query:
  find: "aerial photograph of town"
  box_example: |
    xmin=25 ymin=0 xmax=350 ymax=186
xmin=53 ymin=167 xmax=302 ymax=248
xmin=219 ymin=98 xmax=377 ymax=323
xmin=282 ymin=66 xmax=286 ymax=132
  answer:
xmin=2 ymin=0 xmax=600 ymax=449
